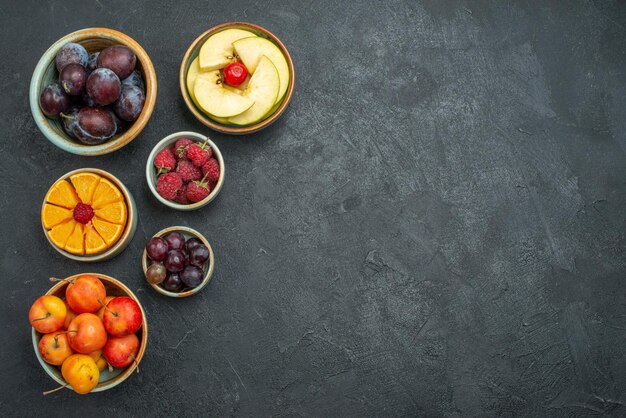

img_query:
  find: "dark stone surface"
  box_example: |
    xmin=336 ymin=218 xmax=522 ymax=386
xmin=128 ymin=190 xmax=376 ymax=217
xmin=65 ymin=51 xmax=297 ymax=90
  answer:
xmin=1 ymin=0 xmax=625 ymax=416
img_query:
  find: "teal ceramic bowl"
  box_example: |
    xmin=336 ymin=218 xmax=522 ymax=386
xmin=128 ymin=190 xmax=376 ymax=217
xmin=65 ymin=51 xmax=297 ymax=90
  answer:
xmin=32 ymin=273 xmax=148 ymax=393
xmin=41 ymin=168 xmax=137 ymax=262
xmin=29 ymin=28 xmax=157 ymax=155
xmin=145 ymin=131 xmax=225 ymax=210
xmin=142 ymin=226 xmax=215 ymax=298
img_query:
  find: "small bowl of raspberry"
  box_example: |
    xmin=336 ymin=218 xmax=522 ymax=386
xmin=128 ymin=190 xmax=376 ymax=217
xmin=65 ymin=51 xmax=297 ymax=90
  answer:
xmin=145 ymin=131 xmax=224 ymax=210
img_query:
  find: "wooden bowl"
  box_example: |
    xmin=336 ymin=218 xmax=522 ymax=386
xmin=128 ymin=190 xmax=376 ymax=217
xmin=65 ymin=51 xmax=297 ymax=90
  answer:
xmin=142 ymin=226 xmax=215 ymax=298
xmin=41 ymin=168 xmax=137 ymax=262
xmin=145 ymin=131 xmax=225 ymax=210
xmin=179 ymin=22 xmax=295 ymax=134
xmin=29 ymin=28 xmax=157 ymax=155
xmin=32 ymin=273 xmax=148 ymax=393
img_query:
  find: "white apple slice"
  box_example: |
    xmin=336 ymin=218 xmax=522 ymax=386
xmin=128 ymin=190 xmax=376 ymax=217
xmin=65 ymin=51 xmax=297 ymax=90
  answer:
xmin=199 ymin=29 xmax=257 ymax=71
xmin=228 ymin=56 xmax=279 ymax=126
xmin=194 ymin=71 xmax=254 ymax=118
xmin=233 ymin=37 xmax=290 ymax=104
xmin=186 ymin=58 xmax=231 ymax=123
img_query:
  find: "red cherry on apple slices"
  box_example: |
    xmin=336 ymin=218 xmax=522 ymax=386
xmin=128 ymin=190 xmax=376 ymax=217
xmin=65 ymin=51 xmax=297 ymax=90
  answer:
xmin=103 ymin=334 xmax=140 ymax=369
xmin=102 ymin=297 xmax=142 ymax=337
xmin=223 ymin=62 xmax=248 ymax=86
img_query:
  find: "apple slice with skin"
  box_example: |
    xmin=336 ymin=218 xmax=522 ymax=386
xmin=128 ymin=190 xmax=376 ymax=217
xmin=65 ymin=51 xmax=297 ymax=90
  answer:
xmin=228 ymin=56 xmax=279 ymax=126
xmin=186 ymin=57 xmax=230 ymax=124
xmin=194 ymin=70 xmax=255 ymax=118
xmin=233 ymin=37 xmax=290 ymax=105
xmin=199 ymin=28 xmax=257 ymax=71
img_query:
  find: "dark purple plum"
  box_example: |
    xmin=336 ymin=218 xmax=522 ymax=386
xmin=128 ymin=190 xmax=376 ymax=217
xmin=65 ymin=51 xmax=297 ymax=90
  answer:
xmin=165 ymin=250 xmax=185 ymax=273
xmin=146 ymin=237 xmax=168 ymax=261
xmin=60 ymin=106 xmax=80 ymax=138
xmin=87 ymin=52 xmax=99 ymax=72
xmin=181 ymin=265 xmax=204 ymax=288
xmin=161 ymin=272 xmax=183 ymax=292
xmin=97 ymin=45 xmax=136 ymax=79
xmin=113 ymin=85 xmax=145 ymax=121
xmin=39 ymin=83 xmax=71 ymax=118
xmin=185 ymin=237 xmax=203 ymax=254
xmin=59 ymin=63 xmax=88 ymax=95
xmin=189 ymin=244 xmax=209 ymax=267
xmin=63 ymin=107 xmax=117 ymax=145
xmin=55 ymin=43 xmax=88 ymax=71
xmin=121 ymin=70 xmax=144 ymax=90
xmin=86 ymin=68 xmax=121 ymax=105
xmin=163 ymin=232 xmax=185 ymax=251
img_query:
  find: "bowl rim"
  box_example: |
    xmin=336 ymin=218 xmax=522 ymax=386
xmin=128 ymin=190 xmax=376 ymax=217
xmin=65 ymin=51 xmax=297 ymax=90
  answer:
xmin=32 ymin=273 xmax=148 ymax=393
xmin=141 ymin=226 xmax=215 ymax=297
xmin=29 ymin=27 xmax=157 ymax=156
xmin=179 ymin=21 xmax=295 ymax=135
xmin=41 ymin=168 xmax=137 ymax=262
xmin=145 ymin=131 xmax=225 ymax=211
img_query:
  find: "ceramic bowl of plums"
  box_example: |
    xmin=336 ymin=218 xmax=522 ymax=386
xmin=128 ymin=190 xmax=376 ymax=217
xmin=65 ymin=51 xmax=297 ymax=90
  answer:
xmin=180 ymin=22 xmax=295 ymax=134
xmin=146 ymin=131 xmax=224 ymax=210
xmin=142 ymin=227 xmax=215 ymax=297
xmin=29 ymin=273 xmax=148 ymax=394
xmin=30 ymin=28 xmax=157 ymax=155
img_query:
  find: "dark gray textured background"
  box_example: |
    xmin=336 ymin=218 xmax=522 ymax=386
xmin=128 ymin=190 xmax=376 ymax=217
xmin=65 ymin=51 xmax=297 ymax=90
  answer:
xmin=1 ymin=0 xmax=625 ymax=416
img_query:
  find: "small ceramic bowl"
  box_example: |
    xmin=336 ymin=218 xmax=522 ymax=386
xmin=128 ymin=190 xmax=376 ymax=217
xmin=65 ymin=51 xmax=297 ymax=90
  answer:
xmin=41 ymin=168 xmax=137 ymax=262
xmin=142 ymin=226 xmax=215 ymax=298
xmin=30 ymin=27 xmax=157 ymax=155
xmin=180 ymin=22 xmax=295 ymax=134
xmin=145 ymin=131 xmax=225 ymax=210
xmin=32 ymin=273 xmax=148 ymax=393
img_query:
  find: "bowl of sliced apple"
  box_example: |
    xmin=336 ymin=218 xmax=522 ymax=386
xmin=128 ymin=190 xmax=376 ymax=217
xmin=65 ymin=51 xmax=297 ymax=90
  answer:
xmin=180 ymin=22 xmax=295 ymax=135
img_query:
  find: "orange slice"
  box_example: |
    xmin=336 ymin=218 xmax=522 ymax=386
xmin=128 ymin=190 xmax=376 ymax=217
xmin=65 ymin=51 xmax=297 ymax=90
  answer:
xmin=94 ymin=201 xmax=127 ymax=225
xmin=42 ymin=204 xmax=73 ymax=229
xmin=70 ymin=172 xmax=101 ymax=204
xmin=85 ymin=225 xmax=107 ymax=255
xmin=48 ymin=220 xmax=77 ymax=249
xmin=92 ymin=217 xmax=124 ymax=245
xmin=91 ymin=178 xmax=123 ymax=209
xmin=45 ymin=180 xmax=80 ymax=209
xmin=64 ymin=222 xmax=85 ymax=255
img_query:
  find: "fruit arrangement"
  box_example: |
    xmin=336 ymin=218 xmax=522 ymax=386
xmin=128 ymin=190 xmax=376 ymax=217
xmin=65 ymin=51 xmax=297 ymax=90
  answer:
xmin=29 ymin=275 xmax=144 ymax=394
xmin=144 ymin=231 xmax=211 ymax=293
xmin=152 ymin=138 xmax=221 ymax=204
xmin=42 ymin=171 xmax=128 ymax=255
xmin=39 ymin=42 xmax=146 ymax=145
xmin=186 ymin=28 xmax=290 ymax=125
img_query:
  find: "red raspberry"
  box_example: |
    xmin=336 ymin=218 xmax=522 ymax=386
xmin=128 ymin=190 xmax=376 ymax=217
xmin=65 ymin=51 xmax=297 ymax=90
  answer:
xmin=73 ymin=203 xmax=94 ymax=224
xmin=153 ymin=148 xmax=176 ymax=174
xmin=187 ymin=143 xmax=211 ymax=167
xmin=174 ymin=138 xmax=194 ymax=160
xmin=176 ymin=160 xmax=202 ymax=182
xmin=201 ymin=158 xmax=220 ymax=184
xmin=186 ymin=177 xmax=212 ymax=202
xmin=156 ymin=172 xmax=182 ymax=200
xmin=174 ymin=184 xmax=190 ymax=204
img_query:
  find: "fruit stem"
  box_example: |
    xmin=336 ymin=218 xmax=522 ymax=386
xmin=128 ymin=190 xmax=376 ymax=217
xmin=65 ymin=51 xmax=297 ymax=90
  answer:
xmin=98 ymin=298 xmax=117 ymax=317
xmin=49 ymin=277 xmax=71 ymax=283
xmin=31 ymin=313 xmax=52 ymax=322
xmin=130 ymin=353 xmax=140 ymax=374
xmin=43 ymin=384 xmax=67 ymax=395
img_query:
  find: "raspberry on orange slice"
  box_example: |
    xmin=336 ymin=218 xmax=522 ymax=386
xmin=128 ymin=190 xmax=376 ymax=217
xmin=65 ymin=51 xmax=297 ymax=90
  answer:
xmin=91 ymin=178 xmax=123 ymax=209
xmin=70 ymin=173 xmax=101 ymax=204
xmin=64 ymin=222 xmax=85 ymax=255
xmin=92 ymin=217 xmax=123 ymax=245
xmin=94 ymin=201 xmax=127 ymax=225
xmin=42 ymin=204 xmax=73 ymax=229
xmin=48 ymin=220 xmax=77 ymax=249
xmin=85 ymin=225 xmax=107 ymax=255
xmin=45 ymin=180 xmax=80 ymax=209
